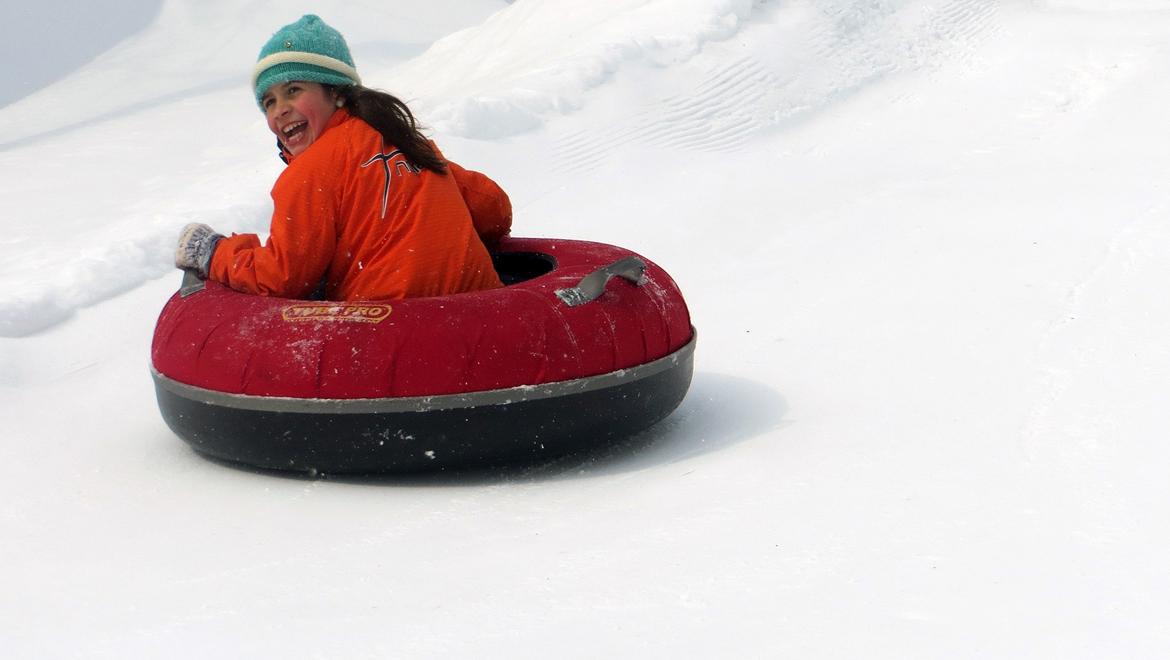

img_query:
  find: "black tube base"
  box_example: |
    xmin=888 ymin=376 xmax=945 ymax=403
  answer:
xmin=156 ymin=352 xmax=693 ymax=474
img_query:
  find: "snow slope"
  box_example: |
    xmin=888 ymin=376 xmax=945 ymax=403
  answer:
xmin=3 ymin=0 xmax=1170 ymax=656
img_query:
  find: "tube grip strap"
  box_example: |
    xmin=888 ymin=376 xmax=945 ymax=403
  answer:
xmin=179 ymin=269 xmax=206 ymax=298
xmin=555 ymin=256 xmax=648 ymax=307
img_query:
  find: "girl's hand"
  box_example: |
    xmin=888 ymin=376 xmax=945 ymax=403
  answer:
xmin=175 ymin=223 xmax=225 ymax=278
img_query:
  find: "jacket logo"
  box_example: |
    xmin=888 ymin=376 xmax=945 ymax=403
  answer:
xmin=361 ymin=149 xmax=421 ymax=218
xmin=281 ymin=303 xmax=392 ymax=323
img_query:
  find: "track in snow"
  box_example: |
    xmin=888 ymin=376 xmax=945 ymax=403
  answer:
xmin=551 ymin=0 xmax=1003 ymax=174
xmin=551 ymin=57 xmax=789 ymax=174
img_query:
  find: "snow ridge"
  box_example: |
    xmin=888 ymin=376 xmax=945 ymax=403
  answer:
xmin=551 ymin=56 xmax=790 ymax=174
xmin=386 ymin=0 xmax=756 ymax=138
xmin=546 ymin=0 xmax=1003 ymax=173
xmin=0 ymin=205 xmax=268 ymax=338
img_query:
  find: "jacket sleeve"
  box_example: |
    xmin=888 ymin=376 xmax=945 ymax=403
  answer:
xmin=447 ymin=160 xmax=512 ymax=245
xmin=208 ymin=160 xmax=337 ymax=298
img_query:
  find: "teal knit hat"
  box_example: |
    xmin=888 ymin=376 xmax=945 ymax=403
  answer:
xmin=252 ymin=15 xmax=361 ymax=109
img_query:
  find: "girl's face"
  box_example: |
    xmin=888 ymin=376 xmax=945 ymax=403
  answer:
xmin=262 ymin=81 xmax=338 ymax=159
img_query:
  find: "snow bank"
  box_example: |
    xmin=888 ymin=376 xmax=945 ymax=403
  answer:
xmin=0 ymin=205 xmax=267 ymax=338
xmin=387 ymin=0 xmax=1002 ymax=139
xmin=387 ymin=0 xmax=754 ymax=138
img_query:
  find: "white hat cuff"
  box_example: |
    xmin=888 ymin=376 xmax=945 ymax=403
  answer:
xmin=251 ymin=51 xmax=362 ymax=91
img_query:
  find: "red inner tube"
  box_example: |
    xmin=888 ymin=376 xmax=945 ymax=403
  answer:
xmin=152 ymin=237 xmax=693 ymax=400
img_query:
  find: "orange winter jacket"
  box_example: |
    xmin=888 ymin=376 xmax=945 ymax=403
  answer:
xmin=209 ymin=108 xmax=510 ymax=300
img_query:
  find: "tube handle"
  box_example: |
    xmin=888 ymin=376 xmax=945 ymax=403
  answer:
xmin=179 ymin=269 xmax=206 ymax=298
xmin=555 ymin=256 xmax=648 ymax=307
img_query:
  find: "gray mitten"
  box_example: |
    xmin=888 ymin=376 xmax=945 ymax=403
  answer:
xmin=174 ymin=223 xmax=224 ymax=278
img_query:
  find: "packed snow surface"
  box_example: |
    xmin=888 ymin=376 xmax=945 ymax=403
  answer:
xmin=2 ymin=0 xmax=1169 ymax=656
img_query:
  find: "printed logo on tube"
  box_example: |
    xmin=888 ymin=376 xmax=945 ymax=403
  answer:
xmin=281 ymin=303 xmax=392 ymax=323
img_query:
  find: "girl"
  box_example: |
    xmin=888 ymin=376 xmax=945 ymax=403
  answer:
xmin=175 ymin=14 xmax=511 ymax=300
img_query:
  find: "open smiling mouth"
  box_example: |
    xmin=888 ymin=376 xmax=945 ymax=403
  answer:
xmin=282 ymin=121 xmax=308 ymax=143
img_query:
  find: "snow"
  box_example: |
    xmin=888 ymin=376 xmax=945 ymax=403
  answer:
xmin=2 ymin=0 xmax=1169 ymax=656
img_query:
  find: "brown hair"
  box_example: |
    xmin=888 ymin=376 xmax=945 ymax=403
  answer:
xmin=328 ymin=85 xmax=448 ymax=175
